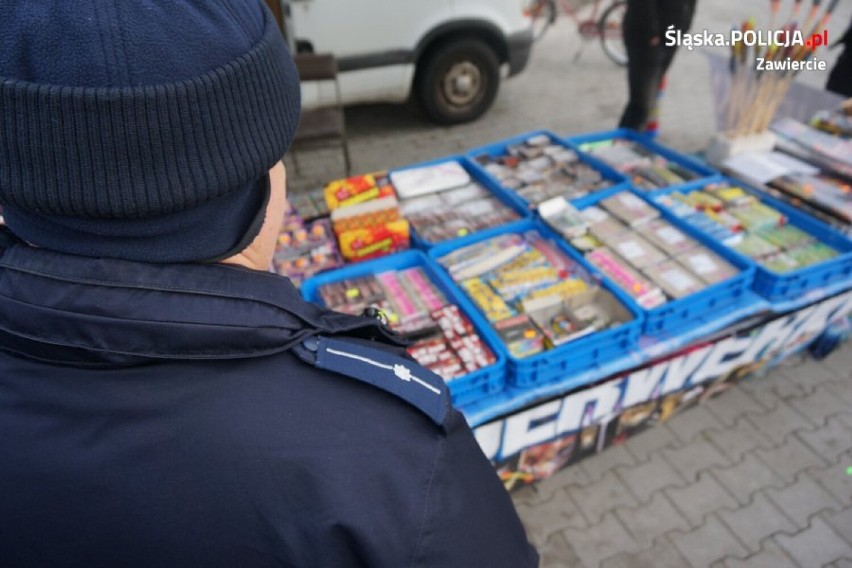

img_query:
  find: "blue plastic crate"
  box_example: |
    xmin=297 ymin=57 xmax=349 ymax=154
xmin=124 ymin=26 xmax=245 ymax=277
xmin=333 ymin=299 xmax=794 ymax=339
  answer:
xmin=574 ymin=190 xmax=756 ymax=335
xmin=649 ymin=179 xmax=852 ymax=304
xmin=465 ymin=129 xmax=630 ymax=211
xmin=388 ymin=155 xmax=530 ymax=251
xmin=300 ymin=250 xmax=507 ymax=406
xmin=565 ymin=129 xmax=719 ymax=193
xmin=428 ymin=219 xmax=644 ymax=388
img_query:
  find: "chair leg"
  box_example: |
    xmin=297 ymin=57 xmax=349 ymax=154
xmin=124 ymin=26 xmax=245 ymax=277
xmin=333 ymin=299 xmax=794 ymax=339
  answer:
xmin=341 ymin=138 xmax=352 ymax=176
xmin=291 ymin=148 xmax=302 ymax=175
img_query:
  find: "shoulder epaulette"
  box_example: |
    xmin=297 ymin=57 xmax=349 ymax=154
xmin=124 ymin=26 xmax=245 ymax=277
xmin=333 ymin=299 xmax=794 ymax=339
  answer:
xmin=307 ymin=336 xmax=450 ymax=427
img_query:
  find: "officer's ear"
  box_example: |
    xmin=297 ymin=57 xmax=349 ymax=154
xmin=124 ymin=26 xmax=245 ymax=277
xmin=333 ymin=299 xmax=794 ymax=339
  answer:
xmin=221 ymin=161 xmax=288 ymax=272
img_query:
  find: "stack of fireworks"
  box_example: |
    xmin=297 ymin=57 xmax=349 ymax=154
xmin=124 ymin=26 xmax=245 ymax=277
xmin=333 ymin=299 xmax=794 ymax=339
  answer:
xmin=324 ymin=172 xmax=411 ymax=262
xmin=393 ymin=160 xmax=521 ymax=244
xmin=288 ymin=186 xmax=330 ymax=220
xmin=723 ymin=0 xmax=841 ymax=137
xmin=471 ymin=134 xmax=617 ymax=208
xmin=544 ymin=192 xmax=740 ymax=308
xmin=656 ymin=182 xmax=840 ymax=272
xmin=436 ymin=231 xmax=633 ymax=359
xmin=273 ymin=203 xmax=343 ymax=286
xmin=317 ymin=267 xmax=496 ymax=381
xmin=577 ymin=138 xmax=702 ymax=190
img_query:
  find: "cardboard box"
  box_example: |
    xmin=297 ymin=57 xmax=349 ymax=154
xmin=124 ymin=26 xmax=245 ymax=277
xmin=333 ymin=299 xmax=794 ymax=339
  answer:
xmin=635 ymin=219 xmax=700 ymax=256
xmin=675 ymin=249 xmax=738 ymax=285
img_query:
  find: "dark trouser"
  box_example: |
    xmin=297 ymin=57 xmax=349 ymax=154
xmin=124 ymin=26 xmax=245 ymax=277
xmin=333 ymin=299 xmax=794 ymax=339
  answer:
xmin=826 ymin=48 xmax=852 ymax=98
xmin=619 ymin=42 xmax=679 ymax=131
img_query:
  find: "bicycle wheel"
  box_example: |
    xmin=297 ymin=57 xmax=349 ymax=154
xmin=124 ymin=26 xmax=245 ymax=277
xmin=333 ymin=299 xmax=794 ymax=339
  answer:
xmin=598 ymin=0 xmax=628 ymax=66
xmin=528 ymin=0 xmax=557 ymax=42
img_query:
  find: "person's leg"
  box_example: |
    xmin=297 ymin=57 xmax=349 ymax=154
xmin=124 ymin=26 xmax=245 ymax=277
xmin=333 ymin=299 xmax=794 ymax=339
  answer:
xmin=826 ymin=49 xmax=852 ymax=98
xmin=659 ymin=44 xmax=679 ymax=77
xmin=619 ymin=43 xmax=664 ymax=131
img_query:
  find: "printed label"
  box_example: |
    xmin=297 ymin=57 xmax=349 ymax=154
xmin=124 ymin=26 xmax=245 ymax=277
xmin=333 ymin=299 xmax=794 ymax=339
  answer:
xmin=581 ymin=207 xmax=609 ymax=223
xmin=686 ymin=253 xmax=717 ymax=275
xmin=656 ymin=226 xmax=686 ymax=245
xmin=618 ymin=193 xmax=646 ymax=209
xmin=662 ymin=268 xmax=695 ymax=291
xmin=617 ymin=240 xmax=645 ymax=261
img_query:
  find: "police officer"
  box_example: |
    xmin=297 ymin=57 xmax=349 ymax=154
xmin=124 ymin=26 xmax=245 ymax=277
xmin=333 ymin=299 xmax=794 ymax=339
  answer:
xmin=0 ymin=1 xmax=538 ymax=566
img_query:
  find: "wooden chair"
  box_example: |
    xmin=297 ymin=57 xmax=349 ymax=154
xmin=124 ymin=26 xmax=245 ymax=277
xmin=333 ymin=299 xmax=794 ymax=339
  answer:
xmin=290 ymin=53 xmax=352 ymax=176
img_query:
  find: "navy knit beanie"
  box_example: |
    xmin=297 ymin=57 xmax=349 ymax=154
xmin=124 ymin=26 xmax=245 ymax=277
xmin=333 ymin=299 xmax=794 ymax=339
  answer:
xmin=0 ymin=0 xmax=301 ymax=262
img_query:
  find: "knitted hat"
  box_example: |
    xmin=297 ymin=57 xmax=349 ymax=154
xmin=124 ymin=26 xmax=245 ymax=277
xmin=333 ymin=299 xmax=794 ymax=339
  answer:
xmin=0 ymin=0 xmax=301 ymax=262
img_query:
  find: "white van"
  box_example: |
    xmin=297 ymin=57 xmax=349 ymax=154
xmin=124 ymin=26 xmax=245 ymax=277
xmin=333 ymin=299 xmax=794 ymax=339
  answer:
xmin=288 ymin=0 xmax=534 ymax=124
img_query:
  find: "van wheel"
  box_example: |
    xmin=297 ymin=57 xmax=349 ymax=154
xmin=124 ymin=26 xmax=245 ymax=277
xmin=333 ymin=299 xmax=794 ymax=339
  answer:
xmin=415 ymin=38 xmax=500 ymax=125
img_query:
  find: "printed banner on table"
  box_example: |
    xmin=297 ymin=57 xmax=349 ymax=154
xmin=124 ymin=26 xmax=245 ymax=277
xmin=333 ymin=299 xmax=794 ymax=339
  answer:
xmin=475 ymin=290 xmax=852 ymax=490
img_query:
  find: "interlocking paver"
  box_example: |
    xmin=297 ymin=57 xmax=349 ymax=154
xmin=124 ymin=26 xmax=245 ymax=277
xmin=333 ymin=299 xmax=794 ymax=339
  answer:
xmin=533 ymin=464 xmax=593 ymax=503
xmin=511 ymin=484 xmax=541 ymax=507
xmin=774 ymin=517 xmax=852 ymax=567
xmin=614 ymin=492 xmax=689 ymax=548
xmin=712 ymin=453 xmax=785 ymax=505
xmin=744 ymin=369 xmax=814 ymax=410
xmin=706 ymin=417 xmax=774 ymax=462
xmin=663 ymin=438 xmax=732 ymax=482
xmin=807 ymin=453 xmax=852 ymax=507
xmin=721 ymin=540 xmax=799 ymax=568
xmin=824 ymin=381 xmax=852 ymax=408
xmin=665 ymin=472 xmax=739 ymax=529
xmin=600 ymin=538 xmax=689 ymax=568
xmin=537 ymin=531 xmax=585 ymax=568
xmin=580 ymin=444 xmax=637 ymax=483
xmin=668 ymin=514 xmax=749 ymax=568
xmin=664 ymin=405 xmax=725 ymax=444
xmin=797 ymin=416 xmax=852 ymax=463
xmin=768 ymin=472 xmax=843 ymax=529
xmin=754 ymin=436 xmax=829 ymax=484
xmin=616 ymin=453 xmax=686 ymax=503
xmin=819 ymin=346 xmax=852 ymax=381
xmin=788 ymin=385 xmax=852 ymax=427
xmin=624 ymin=423 xmax=681 ymax=462
xmin=561 ymin=513 xmax=640 ymax=568
xmin=717 ymin=491 xmax=797 ymax=553
xmin=821 ymin=507 xmax=852 ymax=546
xmin=775 ymin=361 xmax=847 ymax=392
xmin=704 ymin=387 xmax=769 ymax=427
xmin=515 ymin=491 xmax=588 ymax=548
xmin=838 ymin=413 xmax=852 ymax=432
xmin=745 ymin=402 xmax=816 ymax=446
xmin=568 ymin=471 xmax=638 ymax=525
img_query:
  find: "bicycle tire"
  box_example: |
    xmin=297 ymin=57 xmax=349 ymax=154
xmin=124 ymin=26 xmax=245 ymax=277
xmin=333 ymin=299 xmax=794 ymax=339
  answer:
xmin=530 ymin=0 xmax=557 ymax=42
xmin=598 ymin=0 xmax=628 ymax=66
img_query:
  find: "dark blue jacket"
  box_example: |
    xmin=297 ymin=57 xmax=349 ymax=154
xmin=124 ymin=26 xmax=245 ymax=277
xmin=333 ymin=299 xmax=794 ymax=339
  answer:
xmin=0 ymin=234 xmax=538 ymax=567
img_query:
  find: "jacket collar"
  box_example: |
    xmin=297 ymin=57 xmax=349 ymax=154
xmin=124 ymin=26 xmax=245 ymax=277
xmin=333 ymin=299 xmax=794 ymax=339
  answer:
xmin=0 ymin=238 xmax=394 ymax=366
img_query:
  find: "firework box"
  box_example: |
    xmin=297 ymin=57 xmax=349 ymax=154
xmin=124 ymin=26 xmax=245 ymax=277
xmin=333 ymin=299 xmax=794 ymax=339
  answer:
xmin=705 ymin=131 xmax=778 ymax=168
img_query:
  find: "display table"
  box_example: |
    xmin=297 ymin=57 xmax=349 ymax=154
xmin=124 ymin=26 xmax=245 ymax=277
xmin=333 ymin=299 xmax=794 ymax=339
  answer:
xmin=294 ymin=127 xmax=852 ymax=490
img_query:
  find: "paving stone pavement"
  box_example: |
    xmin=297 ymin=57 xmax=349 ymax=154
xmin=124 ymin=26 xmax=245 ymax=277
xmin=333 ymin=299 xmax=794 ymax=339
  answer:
xmin=512 ymin=343 xmax=852 ymax=567
xmin=280 ymin=0 xmax=852 ymax=565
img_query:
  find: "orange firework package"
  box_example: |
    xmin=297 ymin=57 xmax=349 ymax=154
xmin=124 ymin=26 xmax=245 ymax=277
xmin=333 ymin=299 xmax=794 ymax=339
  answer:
xmin=323 ymin=172 xmax=396 ymax=210
xmin=337 ymin=220 xmax=410 ymax=262
xmin=330 ymin=195 xmax=402 ymax=236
